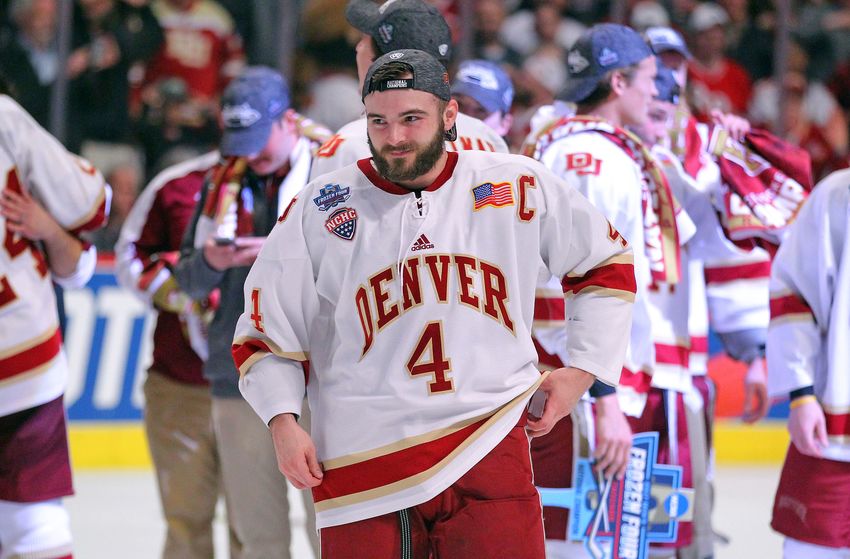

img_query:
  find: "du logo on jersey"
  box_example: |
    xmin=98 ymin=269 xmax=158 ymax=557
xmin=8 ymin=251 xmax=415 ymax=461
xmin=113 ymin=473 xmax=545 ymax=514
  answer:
xmin=313 ymin=184 xmax=351 ymax=211
xmin=325 ymin=207 xmax=358 ymax=240
xmin=537 ymin=432 xmax=693 ymax=559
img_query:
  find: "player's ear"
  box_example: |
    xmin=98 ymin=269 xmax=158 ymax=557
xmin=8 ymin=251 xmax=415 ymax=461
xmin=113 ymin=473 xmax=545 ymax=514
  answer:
xmin=443 ymin=98 xmax=459 ymax=133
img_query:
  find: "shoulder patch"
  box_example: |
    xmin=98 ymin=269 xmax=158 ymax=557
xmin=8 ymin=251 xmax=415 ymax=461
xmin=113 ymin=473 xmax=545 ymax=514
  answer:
xmin=316 ymin=134 xmax=346 ymax=158
xmin=324 ymin=207 xmax=358 ymax=240
xmin=313 ymin=184 xmax=351 ymax=211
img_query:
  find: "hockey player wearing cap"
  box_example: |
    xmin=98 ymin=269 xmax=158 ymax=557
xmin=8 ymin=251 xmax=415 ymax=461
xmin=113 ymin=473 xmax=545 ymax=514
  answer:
xmin=310 ymin=0 xmax=509 ymax=180
xmin=526 ymin=24 xmax=709 ymax=558
xmin=451 ymin=59 xmax=515 ymax=138
xmin=233 ymin=48 xmax=637 ymax=558
xmin=173 ymin=66 xmax=329 ymax=559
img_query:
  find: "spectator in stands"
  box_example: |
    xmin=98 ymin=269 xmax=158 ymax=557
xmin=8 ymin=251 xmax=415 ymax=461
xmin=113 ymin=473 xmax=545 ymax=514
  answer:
xmin=751 ymin=70 xmax=848 ymax=180
xmin=473 ymin=0 xmax=523 ymax=69
xmin=87 ymin=161 xmax=141 ymax=251
xmin=0 ymin=0 xmax=58 ymax=126
xmin=521 ymin=3 xmax=569 ymax=97
xmin=629 ymin=0 xmax=671 ymax=32
xmin=136 ymin=0 xmax=246 ymax=149
xmin=501 ymin=0 xmax=585 ymax=58
xmin=67 ymin=0 xmax=163 ymax=152
xmin=687 ymin=2 xmax=753 ymax=119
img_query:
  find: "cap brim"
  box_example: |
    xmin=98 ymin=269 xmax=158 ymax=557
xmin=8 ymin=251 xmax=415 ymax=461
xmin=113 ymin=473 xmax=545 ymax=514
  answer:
xmin=345 ymin=0 xmax=380 ymax=34
xmin=556 ymin=77 xmax=598 ymax=103
xmin=451 ymin=82 xmax=502 ymax=114
xmin=220 ymin=121 xmax=273 ymax=157
xmin=655 ymin=42 xmax=692 ymax=59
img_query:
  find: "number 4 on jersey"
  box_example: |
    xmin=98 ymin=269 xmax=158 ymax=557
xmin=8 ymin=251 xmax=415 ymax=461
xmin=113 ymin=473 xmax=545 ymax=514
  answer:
xmin=250 ymin=288 xmax=265 ymax=333
xmin=407 ymin=321 xmax=454 ymax=395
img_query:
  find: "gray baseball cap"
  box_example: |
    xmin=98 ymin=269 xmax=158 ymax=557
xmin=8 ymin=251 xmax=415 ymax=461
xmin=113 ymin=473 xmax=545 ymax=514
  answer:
xmin=645 ymin=26 xmax=692 ymax=59
xmin=362 ymin=49 xmax=456 ymax=141
xmin=452 ymin=60 xmax=514 ymax=115
xmin=558 ymin=23 xmax=654 ymax=103
xmin=346 ymin=0 xmax=453 ymax=65
xmin=220 ymin=66 xmax=290 ymax=157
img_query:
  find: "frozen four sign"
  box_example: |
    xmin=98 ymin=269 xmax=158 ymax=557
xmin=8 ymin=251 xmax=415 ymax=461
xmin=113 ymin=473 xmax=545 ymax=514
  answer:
xmin=538 ymin=432 xmax=694 ymax=559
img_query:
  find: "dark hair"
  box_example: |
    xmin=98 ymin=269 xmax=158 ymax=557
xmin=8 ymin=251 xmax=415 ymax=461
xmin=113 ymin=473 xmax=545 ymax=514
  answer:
xmin=368 ymin=60 xmax=414 ymax=87
xmin=576 ymin=64 xmax=639 ymax=113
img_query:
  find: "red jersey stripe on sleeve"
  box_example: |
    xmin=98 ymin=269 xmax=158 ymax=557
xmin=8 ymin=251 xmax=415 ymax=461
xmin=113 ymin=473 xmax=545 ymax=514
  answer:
xmin=704 ymin=260 xmax=771 ymax=285
xmin=769 ymin=293 xmax=814 ymax=322
xmin=562 ymin=259 xmax=637 ymax=299
xmin=231 ymin=338 xmax=272 ymax=371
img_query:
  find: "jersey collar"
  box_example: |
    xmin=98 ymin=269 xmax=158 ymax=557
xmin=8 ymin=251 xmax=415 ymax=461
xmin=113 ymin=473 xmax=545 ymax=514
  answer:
xmin=357 ymin=152 xmax=458 ymax=195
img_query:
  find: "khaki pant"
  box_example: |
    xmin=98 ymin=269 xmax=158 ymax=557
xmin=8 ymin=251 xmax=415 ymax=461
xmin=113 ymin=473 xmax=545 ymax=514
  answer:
xmin=212 ymin=396 xmax=319 ymax=559
xmin=144 ymin=371 xmax=221 ymax=559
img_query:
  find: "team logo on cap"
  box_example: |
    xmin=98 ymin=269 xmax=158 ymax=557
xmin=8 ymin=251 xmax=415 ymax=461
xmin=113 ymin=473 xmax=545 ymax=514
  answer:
xmin=325 ymin=207 xmax=358 ymax=240
xmin=379 ymin=23 xmax=394 ymax=44
xmin=389 ymin=51 xmax=405 ymax=60
xmin=458 ymin=65 xmax=499 ymax=90
xmin=567 ymin=50 xmax=590 ymax=74
xmin=598 ymin=47 xmax=619 ymax=67
xmin=221 ymin=102 xmax=261 ymax=128
xmin=439 ymin=44 xmax=449 ymax=56
xmin=313 ymin=184 xmax=351 ymax=211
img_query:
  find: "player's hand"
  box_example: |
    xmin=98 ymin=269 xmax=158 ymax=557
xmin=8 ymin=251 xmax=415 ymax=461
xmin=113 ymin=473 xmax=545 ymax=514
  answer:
xmin=742 ymin=357 xmax=769 ymax=423
xmin=269 ymin=413 xmax=324 ymax=489
xmin=593 ymin=394 xmax=632 ymax=480
xmin=526 ymin=367 xmax=595 ymax=438
xmin=203 ymin=236 xmax=265 ymax=271
xmin=710 ymin=109 xmax=751 ymax=142
xmin=1 ymin=187 xmax=63 ymax=242
xmin=788 ymin=398 xmax=828 ymax=458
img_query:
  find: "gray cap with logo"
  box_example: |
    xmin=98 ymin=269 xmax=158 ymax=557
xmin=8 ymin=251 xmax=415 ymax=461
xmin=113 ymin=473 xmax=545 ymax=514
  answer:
xmin=558 ymin=23 xmax=654 ymax=103
xmin=346 ymin=0 xmax=453 ymax=65
xmin=451 ymin=60 xmax=514 ymax=115
xmin=220 ymin=66 xmax=290 ymax=157
xmin=362 ymin=49 xmax=457 ymax=141
xmin=645 ymin=26 xmax=692 ymax=59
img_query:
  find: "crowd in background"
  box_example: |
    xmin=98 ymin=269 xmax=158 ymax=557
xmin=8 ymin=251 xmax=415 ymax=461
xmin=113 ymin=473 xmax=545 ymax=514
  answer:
xmin=2 ymin=0 xmax=850 ymax=248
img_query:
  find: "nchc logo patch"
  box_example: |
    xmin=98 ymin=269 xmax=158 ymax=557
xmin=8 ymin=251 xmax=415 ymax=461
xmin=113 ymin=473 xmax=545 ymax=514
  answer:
xmin=325 ymin=207 xmax=358 ymax=240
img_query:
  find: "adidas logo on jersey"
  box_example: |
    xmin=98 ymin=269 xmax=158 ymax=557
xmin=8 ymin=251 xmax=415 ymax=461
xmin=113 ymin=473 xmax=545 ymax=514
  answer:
xmin=410 ymin=234 xmax=435 ymax=251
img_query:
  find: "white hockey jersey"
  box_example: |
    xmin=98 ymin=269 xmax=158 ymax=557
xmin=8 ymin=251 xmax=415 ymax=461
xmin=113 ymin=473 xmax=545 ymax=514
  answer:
xmin=233 ymin=151 xmax=636 ymax=528
xmin=310 ymin=112 xmax=509 ymax=180
xmin=0 ymin=96 xmax=108 ymax=416
xmin=767 ymin=169 xmax=850 ymax=462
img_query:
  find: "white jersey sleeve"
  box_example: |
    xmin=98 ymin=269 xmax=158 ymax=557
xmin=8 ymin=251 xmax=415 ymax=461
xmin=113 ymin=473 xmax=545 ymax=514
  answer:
xmin=767 ymin=170 xmax=850 ymax=397
xmin=539 ymin=132 xmax=653 ymax=374
xmin=234 ymin=194 xmax=316 ymax=424
xmin=536 ymin=163 xmax=637 ymax=382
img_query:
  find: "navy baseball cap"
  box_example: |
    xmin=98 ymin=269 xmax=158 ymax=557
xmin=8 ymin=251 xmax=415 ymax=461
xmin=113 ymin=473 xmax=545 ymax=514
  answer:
xmin=654 ymin=58 xmax=680 ymax=104
xmin=645 ymin=26 xmax=692 ymax=59
xmin=346 ymin=0 xmax=453 ymax=65
xmin=452 ymin=60 xmax=514 ymax=115
xmin=558 ymin=23 xmax=654 ymax=103
xmin=220 ymin=67 xmax=290 ymax=157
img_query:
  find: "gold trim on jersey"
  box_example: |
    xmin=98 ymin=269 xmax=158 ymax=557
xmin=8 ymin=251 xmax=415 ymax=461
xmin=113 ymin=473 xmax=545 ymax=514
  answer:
xmin=565 ymin=286 xmax=636 ymax=303
xmin=67 ymin=186 xmax=107 ymax=231
xmin=768 ymin=314 xmax=815 ymax=327
xmin=563 ymin=252 xmax=634 ymax=278
xmin=314 ymin=372 xmax=549 ymax=513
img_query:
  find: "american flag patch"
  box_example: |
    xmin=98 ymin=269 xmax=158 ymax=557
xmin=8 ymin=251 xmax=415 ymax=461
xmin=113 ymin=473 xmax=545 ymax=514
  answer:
xmin=472 ymin=181 xmax=514 ymax=211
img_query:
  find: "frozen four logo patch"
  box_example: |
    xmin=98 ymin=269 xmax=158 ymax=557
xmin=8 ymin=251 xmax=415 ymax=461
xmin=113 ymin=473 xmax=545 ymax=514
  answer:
xmin=313 ymin=184 xmax=351 ymax=211
xmin=325 ymin=207 xmax=358 ymax=240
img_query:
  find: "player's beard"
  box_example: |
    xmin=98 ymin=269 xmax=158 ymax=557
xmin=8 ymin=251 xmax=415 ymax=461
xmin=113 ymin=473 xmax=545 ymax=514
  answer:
xmin=368 ymin=123 xmax=445 ymax=183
